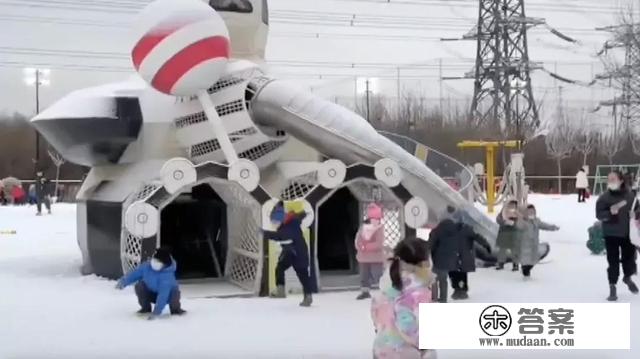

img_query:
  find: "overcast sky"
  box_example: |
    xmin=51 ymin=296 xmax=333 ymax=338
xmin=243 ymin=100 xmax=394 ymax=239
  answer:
xmin=0 ymin=0 xmax=632 ymax=126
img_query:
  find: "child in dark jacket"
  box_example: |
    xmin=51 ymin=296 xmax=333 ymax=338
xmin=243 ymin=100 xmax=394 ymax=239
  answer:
xmin=430 ymin=207 xmax=492 ymax=302
xmin=263 ymin=201 xmax=313 ymax=307
xmin=116 ymin=247 xmax=185 ymax=320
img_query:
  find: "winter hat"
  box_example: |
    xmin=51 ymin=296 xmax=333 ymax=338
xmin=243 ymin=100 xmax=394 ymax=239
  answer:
xmin=153 ymin=247 xmax=172 ymax=267
xmin=270 ymin=202 xmax=286 ymax=223
xmin=366 ymin=203 xmax=383 ymax=220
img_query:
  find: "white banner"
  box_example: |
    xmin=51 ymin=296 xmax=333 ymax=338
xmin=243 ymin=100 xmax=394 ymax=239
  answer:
xmin=419 ymin=303 xmax=630 ymax=350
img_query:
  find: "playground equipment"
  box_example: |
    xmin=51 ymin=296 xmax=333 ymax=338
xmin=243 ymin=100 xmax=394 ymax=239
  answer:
xmin=457 ymin=140 xmax=519 ymax=213
xmin=30 ymin=0 xmax=499 ymax=295
xmin=592 ymin=164 xmax=640 ymax=195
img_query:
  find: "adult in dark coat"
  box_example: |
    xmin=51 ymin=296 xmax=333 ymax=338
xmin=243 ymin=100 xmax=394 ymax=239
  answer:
xmin=35 ymin=171 xmax=52 ymax=215
xmin=595 ymin=170 xmax=639 ymax=301
xmin=430 ymin=207 xmax=492 ymax=302
xmin=263 ymin=202 xmax=313 ymax=307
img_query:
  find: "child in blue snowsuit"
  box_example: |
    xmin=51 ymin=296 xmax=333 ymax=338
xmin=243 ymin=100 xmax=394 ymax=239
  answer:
xmin=263 ymin=202 xmax=313 ymax=307
xmin=116 ymin=247 xmax=186 ymax=320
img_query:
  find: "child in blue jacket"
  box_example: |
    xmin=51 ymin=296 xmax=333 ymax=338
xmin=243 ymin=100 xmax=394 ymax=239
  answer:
xmin=116 ymin=247 xmax=186 ymax=320
xmin=264 ymin=201 xmax=313 ymax=307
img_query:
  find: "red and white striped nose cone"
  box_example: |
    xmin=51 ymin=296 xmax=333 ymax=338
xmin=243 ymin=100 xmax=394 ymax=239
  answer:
xmin=131 ymin=0 xmax=230 ymax=96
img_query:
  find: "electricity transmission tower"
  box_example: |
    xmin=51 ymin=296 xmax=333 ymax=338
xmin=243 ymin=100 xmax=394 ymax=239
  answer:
xmin=469 ymin=0 xmax=543 ymax=140
xmin=596 ymin=23 xmax=640 ymax=134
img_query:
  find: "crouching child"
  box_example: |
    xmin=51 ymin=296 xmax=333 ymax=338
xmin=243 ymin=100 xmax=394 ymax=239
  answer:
xmin=517 ymin=204 xmax=559 ymax=279
xmin=115 ymin=247 xmax=185 ymax=320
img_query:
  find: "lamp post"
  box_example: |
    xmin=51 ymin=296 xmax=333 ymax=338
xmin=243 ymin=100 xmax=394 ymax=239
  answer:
xmin=357 ymin=77 xmax=379 ymax=123
xmin=24 ymin=68 xmax=50 ymax=169
xmin=510 ymin=78 xmax=527 ymax=148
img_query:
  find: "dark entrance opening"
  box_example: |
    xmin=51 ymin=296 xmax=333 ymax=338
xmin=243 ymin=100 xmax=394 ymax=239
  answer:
xmin=160 ymin=184 xmax=227 ymax=280
xmin=317 ymin=187 xmax=360 ymax=273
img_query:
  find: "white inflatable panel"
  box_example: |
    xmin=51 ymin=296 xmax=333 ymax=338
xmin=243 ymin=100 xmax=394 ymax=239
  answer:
xmin=404 ymin=197 xmax=429 ymax=229
xmin=318 ymin=159 xmax=346 ymax=189
xmin=160 ymin=158 xmax=197 ymax=194
xmin=375 ymin=158 xmax=402 ymax=187
xmin=228 ymin=159 xmax=260 ymax=192
xmin=125 ymin=201 xmax=159 ymax=238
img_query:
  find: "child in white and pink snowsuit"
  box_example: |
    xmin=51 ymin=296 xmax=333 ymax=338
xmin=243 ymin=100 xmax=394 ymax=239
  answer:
xmin=355 ymin=203 xmax=386 ymax=300
xmin=371 ymin=237 xmax=437 ymax=359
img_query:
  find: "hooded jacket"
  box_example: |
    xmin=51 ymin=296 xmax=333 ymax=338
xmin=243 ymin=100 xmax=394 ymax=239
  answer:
xmin=355 ymin=222 xmax=386 ymax=263
xmin=120 ymin=259 xmax=178 ymax=315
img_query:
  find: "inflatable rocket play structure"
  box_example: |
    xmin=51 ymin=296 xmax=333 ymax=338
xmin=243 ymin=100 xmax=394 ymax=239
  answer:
xmin=31 ymin=0 xmax=500 ymax=295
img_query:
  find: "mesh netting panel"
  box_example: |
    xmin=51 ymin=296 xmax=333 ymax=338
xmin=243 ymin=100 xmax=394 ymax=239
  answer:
xmin=226 ymin=254 xmax=259 ymax=289
xmin=121 ymin=229 xmax=143 ymax=274
xmin=174 ymin=111 xmax=207 ymax=129
xmin=207 ymin=76 xmax=244 ymax=94
xmin=382 ymin=208 xmax=403 ymax=248
xmin=238 ymin=141 xmax=285 ymax=161
xmin=210 ymin=182 xmax=262 ymax=292
xmin=132 ymin=184 xmax=162 ymax=202
xmin=229 ymin=127 xmax=258 ymax=139
xmin=280 ymin=171 xmax=318 ymax=200
xmin=217 ymin=99 xmax=245 ymax=116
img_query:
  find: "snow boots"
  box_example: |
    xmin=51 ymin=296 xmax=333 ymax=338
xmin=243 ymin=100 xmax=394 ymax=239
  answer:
xmin=137 ymin=308 xmax=151 ymax=315
xmin=512 ymin=263 xmax=520 ymax=272
xmin=356 ymin=291 xmax=371 ymax=300
xmin=300 ymin=294 xmax=313 ymax=307
xmin=495 ymin=263 xmax=504 ymax=270
xmin=623 ymin=276 xmax=639 ymax=294
xmin=451 ymin=290 xmax=469 ymax=300
xmin=607 ymin=285 xmax=618 ymax=302
xmin=171 ymin=308 xmax=187 ymax=316
xmin=270 ymin=285 xmax=286 ymax=298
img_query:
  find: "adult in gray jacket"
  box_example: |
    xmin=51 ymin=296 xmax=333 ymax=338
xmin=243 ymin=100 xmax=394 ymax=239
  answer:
xmin=595 ymin=171 xmax=638 ymax=301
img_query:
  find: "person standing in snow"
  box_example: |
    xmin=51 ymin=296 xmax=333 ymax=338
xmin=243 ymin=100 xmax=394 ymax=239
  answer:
xmin=575 ymin=167 xmax=589 ymax=203
xmin=495 ymin=200 xmax=520 ymax=271
xmin=264 ymin=201 xmax=313 ymax=307
xmin=516 ymin=204 xmax=559 ymax=279
xmin=35 ymin=171 xmax=52 ymax=215
xmin=115 ymin=247 xmax=186 ymax=320
xmin=429 ymin=207 xmax=492 ymax=302
xmin=355 ymin=203 xmax=386 ymax=300
xmin=596 ymin=171 xmax=639 ymax=301
xmin=371 ymin=237 xmax=436 ymax=359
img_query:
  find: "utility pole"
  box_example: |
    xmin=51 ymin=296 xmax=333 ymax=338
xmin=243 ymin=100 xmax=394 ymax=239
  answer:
xmin=439 ymin=58 xmax=444 ymax=113
xmin=365 ymin=79 xmax=371 ymax=123
xmin=35 ymin=70 xmax=40 ymax=164
xmin=24 ymin=68 xmax=50 ymax=172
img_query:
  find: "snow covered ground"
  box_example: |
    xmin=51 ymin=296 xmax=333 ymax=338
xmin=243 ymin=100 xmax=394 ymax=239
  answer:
xmin=0 ymin=195 xmax=638 ymax=359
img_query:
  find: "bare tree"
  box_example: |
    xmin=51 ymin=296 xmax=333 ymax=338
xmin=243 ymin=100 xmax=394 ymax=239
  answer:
xmin=574 ymin=111 xmax=599 ymax=166
xmin=599 ymin=126 xmax=624 ymax=165
xmin=48 ymin=148 xmax=65 ymax=199
xmin=545 ymin=114 xmax=578 ymax=193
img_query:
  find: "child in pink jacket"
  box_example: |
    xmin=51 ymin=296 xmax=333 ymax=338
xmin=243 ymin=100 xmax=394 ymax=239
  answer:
xmin=355 ymin=203 xmax=386 ymax=300
xmin=371 ymin=237 xmax=436 ymax=359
